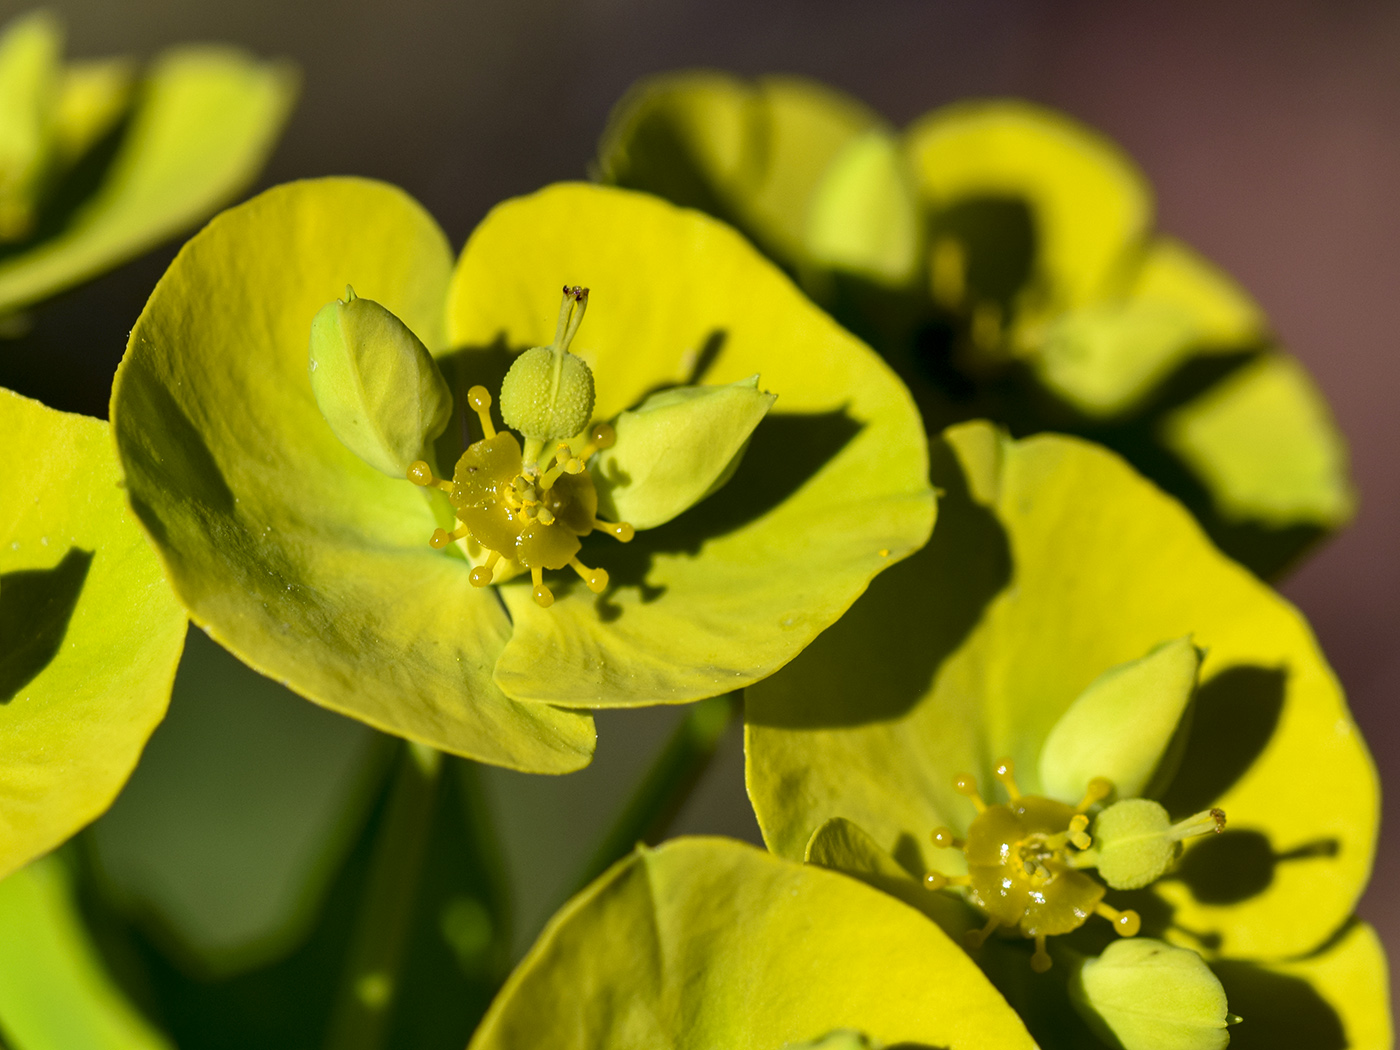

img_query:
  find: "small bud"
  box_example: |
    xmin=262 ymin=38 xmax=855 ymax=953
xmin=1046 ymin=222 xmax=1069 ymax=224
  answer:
xmin=1069 ymin=939 xmax=1232 ymax=1050
xmin=308 ymin=289 xmax=452 ymax=477
xmin=1091 ymin=798 xmax=1224 ymax=891
xmin=593 ymin=374 xmax=776 ymax=529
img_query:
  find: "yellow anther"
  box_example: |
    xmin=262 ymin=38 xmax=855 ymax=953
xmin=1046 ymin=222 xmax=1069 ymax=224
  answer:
xmin=1031 ymin=935 xmax=1051 ymax=973
xmin=1068 ymin=813 xmax=1092 ymax=851
xmin=530 ymin=566 xmax=554 ymax=608
xmin=993 ymin=757 xmax=1020 ymax=800
xmin=595 ymin=518 xmax=634 ymax=542
xmin=966 ymin=917 xmax=999 ymax=950
xmin=467 ymin=385 xmax=496 ymax=439
xmin=568 ymin=556 xmax=609 ymax=594
xmin=953 ymin=773 xmax=985 ymax=812
xmin=407 ymin=460 xmax=453 ymax=493
xmin=930 ymin=826 xmax=963 ymax=850
xmin=430 ymin=524 xmax=469 ymax=550
xmin=1170 ymin=808 xmax=1227 ymax=842
xmin=924 ymin=871 xmax=948 ymax=891
xmin=1095 ymin=902 xmax=1141 ymax=938
xmin=1077 ymin=777 xmax=1114 ymax=812
xmin=469 ymin=551 xmax=500 ymax=588
xmin=537 ymin=507 xmax=555 ymax=526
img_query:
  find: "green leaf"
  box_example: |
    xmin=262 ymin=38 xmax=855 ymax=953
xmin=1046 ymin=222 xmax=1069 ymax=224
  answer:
xmin=593 ymin=375 xmax=777 ymax=529
xmin=746 ymin=421 xmax=1377 ymax=960
xmin=447 ymin=182 xmax=934 ymax=707
xmin=308 ymin=290 xmax=453 ymax=478
xmin=0 ymin=855 xmax=172 ymax=1050
xmin=1069 ymin=938 xmax=1230 ymax=1050
xmin=1032 ymin=238 xmax=1266 ymax=417
xmin=1161 ymin=353 xmax=1356 ymax=528
xmin=467 ymin=837 xmax=1037 ymax=1050
xmin=0 ymin=44 xmax=297 ymax=315
xmin=111 ymin=178 xmax=596 ymax=772
xmin=87 ymin=628 xmax=389 ymax=976
xmin=0 ymin=388 xmax=186 ymax=879
xmin=904 ymin=99 xmax=1152 ymax=313
xmin=1038 ymin=635 xmax=1202 ymax=803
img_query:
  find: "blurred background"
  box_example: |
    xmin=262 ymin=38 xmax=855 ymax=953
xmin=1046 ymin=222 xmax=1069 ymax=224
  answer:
xmin=3 ymin=0 xmax=1397 ymax=1020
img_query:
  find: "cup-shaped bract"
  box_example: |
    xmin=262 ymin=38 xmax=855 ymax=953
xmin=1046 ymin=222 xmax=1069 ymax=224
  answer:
xmin=0 ymin=8 xmax=296 ymax=318
xmin=467 ymin=838 xmax=1038 ymax=1050
xmin=111 ymin=178 xmax=932 ymax=769
xmin=0 ymin=388 xmax=186 ymax=879
xmin=598 ymin=74 xmax=1353 ymax=577
xmin=746 ymin=422 xmax=1383 ymax=1047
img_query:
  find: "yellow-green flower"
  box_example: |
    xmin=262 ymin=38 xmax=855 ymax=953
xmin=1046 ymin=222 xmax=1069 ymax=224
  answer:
xmin=745 ymin=422 xmax=1386 ymax=1050
xmin=110 ymin=178 xmax=934 ymax=773
xmin=468 ymin=837 xmax=1038 ymax=1050
xmin=0 ymin=388 xmax=186 ymax=880
xmin=597 ymin=74 xmax=1351 ymax=575
xmin=0 ymin=8 xmax=295 ymax=321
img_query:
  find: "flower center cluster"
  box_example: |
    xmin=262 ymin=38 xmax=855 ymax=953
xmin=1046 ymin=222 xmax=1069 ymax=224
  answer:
xmin=407 ymin=287 xmax=634 ymax=608
xmin=925 ymin=760 xmax=1142 ymax=973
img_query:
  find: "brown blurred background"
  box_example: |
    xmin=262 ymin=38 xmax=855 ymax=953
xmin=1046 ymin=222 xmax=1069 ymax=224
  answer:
xmin=4 ymin=0 xmax=1396 ymax=1003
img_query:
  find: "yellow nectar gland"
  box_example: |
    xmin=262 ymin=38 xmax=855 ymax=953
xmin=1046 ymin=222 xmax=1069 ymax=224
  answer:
xmin=928 ymin=761 xmax=1139 ymax=974
xmin=407 ymin=384 xmax=633 ymax=607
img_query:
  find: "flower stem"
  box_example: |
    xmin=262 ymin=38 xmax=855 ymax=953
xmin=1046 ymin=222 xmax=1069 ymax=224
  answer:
xmin=571 ymin=690 xmax=741 ymax=895
xmin=323 ymin=740 xmax=442 ymax=1050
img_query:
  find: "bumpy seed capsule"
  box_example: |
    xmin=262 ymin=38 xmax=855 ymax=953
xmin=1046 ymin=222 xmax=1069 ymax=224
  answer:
xmin=499 ymin=285 xmax=596 ymax=449
xmin=1092 ymin=799 xmax=1225 ymax=891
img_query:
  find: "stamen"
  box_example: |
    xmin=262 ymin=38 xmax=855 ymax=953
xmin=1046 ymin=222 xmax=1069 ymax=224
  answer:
xmin=467 ymin=385 xmax=496 ymax=439
xmin=930 ymin=826 xmax=964 ymax=850
xmin=1077 ymin=777 xmax=1113 ymax=812
xmin=965 ymin=917 xmax=999 ymax=950
xmin=537 ymin=507 xmax=555 ymax=526
xmin=469 ymin=550 xmax=500 ymax=588
xmin=1095 ymin=902 xmax=1141 ymax=937
xmin=925 ymin=871 xmax=970 ymax=891
xmin=953 ymin=773 xmax=985 ymax=812
xmin=1031 ymin=934 xmax=1051 ymax=973
xmin=992 ymin=757 xmax=1020 ymax=800
xmin=1170 ymin=808 xmax=1227 ymax=842
xmin=530 ymin=566 xmax=554 ymax=608
xmin=430 ymin=524 xmax=469 ymax=550
xmin=538 ymin=444 xmax=582 ymax=491
xmin=594 ymin=518 xmax=634 ymax=542
xmin=573 ymin=422 xmax=617 ymax=463
xmin=568 ymin=556 xmax=609 ymax=594
xmin=1067 ymin=814 xmax=1092 ymax=850
xmin=407 ymin=460 xmax=453 ymax=493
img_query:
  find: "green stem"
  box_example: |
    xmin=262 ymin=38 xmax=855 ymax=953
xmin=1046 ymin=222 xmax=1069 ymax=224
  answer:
xmin=571 ymin=691 xmax=741 ymax=895
xmin=323 ymin=741 xmax=442 ymax=1050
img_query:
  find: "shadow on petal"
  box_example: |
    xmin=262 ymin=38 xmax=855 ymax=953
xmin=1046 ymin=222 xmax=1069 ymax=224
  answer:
xmin=1212 ymin=959 xmax=1346 ymax=1050
xmin=1168 ymin=829 xmax=1340 ymax=907
xmin=0 ymin=547 xmax=94 ymax=704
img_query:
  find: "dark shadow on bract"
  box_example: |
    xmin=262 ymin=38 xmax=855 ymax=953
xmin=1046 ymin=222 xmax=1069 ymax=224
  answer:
xmin=1157 ymin=665 xmax=1285 ymax=817
xmin=745 ymin=432 xmax=1010 ymax=729
xmin=0 ymin=547 xmax=94 ymax=704
xmin=1212 ymin=959 xmax=1346 ymax=1050
xmin=1170 ymin=828 xmax=1340 ymax=906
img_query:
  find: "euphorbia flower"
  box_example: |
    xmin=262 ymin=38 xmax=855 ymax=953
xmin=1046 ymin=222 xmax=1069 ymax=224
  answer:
xmin=745 ymin=422 xmax=1386 ymax=1050
xmin=467 ymin=837 xmax=1039 ymax=1050
xmin=0 ymin=388 xmax=185 ymax=879
xmin=110 ymin=178 xmax=934 ymax=772
xmin=597 ymin=74 xmax=1351 ymax=576
xmin=0 ymin=8 xmax=295 ymax=321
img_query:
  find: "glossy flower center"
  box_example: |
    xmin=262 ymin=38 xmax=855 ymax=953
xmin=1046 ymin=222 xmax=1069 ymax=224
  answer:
xmin=925 ymin=760 xmax=1139 ymax=973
